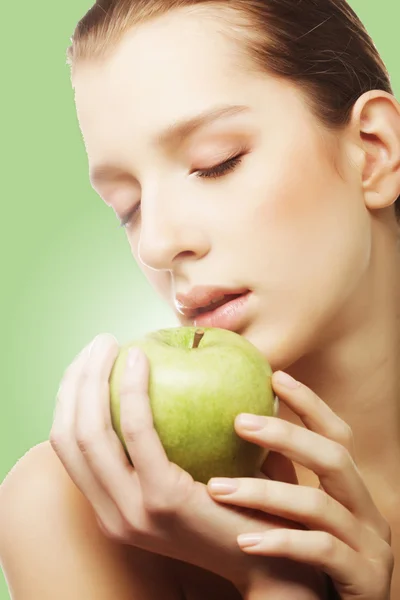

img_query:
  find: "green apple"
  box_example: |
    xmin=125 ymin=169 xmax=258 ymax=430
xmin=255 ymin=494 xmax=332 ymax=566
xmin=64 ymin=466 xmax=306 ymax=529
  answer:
xmin=109 ymin=327 xmax=277 ymax=484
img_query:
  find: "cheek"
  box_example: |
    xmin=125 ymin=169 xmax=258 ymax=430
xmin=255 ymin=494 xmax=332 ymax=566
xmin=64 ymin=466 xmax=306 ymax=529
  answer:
xmin=241 ymin=153 xmax=371 ymax=367
xmin=244 ymin=144 xmax=371 ymax=295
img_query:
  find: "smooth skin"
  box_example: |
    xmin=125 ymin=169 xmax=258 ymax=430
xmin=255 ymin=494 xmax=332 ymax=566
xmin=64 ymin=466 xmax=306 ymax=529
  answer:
xmin=1 ymin=4 xmax=400 ymax=599
xmin=0 ymin=442 xmax=185 ymax=600
xmin=0 ymin=340 xmax=326 ymax=600
xmin=209 ymin=373 xmax=394 ymax=599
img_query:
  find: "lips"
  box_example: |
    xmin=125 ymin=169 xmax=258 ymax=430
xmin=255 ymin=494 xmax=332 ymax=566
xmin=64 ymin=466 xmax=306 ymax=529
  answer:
xmin=175 ymin=286 xmax=250 ymax=319
xmin=193 ymin=291 xmax=252 ymax=331
xmin=195 ymin=293 xmax=244 ymax=315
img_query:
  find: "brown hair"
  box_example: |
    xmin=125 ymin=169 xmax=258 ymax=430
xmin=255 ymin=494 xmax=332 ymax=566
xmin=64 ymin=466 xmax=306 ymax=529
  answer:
xmin=66 ymin=0 xmax=400 ymax=221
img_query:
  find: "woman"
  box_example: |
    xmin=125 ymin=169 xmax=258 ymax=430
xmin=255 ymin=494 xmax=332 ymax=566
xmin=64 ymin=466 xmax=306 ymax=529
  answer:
xmin=1 ymin=0 xmax=399 ymax=598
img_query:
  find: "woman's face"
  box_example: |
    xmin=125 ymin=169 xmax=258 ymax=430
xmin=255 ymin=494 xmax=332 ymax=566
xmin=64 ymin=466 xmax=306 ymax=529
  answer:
xmin=73 ymin=7 xmax=372 ymax=370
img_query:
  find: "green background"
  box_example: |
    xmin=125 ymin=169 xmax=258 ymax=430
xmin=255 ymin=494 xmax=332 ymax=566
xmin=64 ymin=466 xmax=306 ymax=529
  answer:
xmin=0 ymin=1 xmax=398 ymax=597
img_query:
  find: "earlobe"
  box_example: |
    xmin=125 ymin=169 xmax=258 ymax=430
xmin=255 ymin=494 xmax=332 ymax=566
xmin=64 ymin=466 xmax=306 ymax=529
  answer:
xmin=352 ymin=90 xmax=400 ymax=211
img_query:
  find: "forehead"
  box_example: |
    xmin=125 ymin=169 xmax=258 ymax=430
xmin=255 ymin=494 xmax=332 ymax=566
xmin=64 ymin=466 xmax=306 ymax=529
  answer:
xmin=74 ymin=9 xmax=247 ymax=113
xmin=72 ymin=7 xmax=321 ymax=176
xmin=73 ymin=10 xmax=258 ymax=143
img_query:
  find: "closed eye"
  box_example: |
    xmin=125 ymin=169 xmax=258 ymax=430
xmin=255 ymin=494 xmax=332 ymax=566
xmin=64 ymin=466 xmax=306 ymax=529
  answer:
xmin=118 ymin=152 xmax=245 ymax=229
xmin=195 ymin=153 xmax=244 ymax=179
xmin=118 ymin=205 xmax=140 ymax=229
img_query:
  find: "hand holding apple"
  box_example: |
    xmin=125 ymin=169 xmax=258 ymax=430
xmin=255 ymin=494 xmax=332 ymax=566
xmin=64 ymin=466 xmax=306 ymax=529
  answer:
xmin=109 ymin=326 xmax=278 ymax=484
xmin=50 ymin=331 xmax=326 ymax=598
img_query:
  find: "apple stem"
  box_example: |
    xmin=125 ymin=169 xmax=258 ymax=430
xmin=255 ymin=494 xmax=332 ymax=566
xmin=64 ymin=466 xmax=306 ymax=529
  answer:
xmin=192 ymin=329 xmax=205 ymax=348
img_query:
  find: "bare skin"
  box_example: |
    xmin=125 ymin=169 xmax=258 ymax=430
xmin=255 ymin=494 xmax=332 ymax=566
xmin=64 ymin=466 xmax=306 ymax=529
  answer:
xmin=72 ymin=8 xmax=400 ymax=520
xmin=72 ymin=7 xmax=400 ymax=594
xmin=1 ymin=437 xmax=396 ymax=598
xmin=0 ymin=441 xmax=242 ymax=600
xmin=1 ymin=4 xmax=400 ymax=598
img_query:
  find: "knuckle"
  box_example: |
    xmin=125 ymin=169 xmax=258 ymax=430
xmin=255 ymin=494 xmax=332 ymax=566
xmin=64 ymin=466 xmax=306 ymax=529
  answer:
xmin=142 ymin=483 xmax=179 ymax=516
xmin=119 ymin=505 xmax=140 ymax=532
xmin=143 ymin=469 xmax=190 ymax=517
xmin=49 ymin=429 xmax=68 ymax=453
xmin=75 ymin=428 xmax=102 ymax=453
xmin=337 ymin=422 xmax=354 ymax=448
xmin=326 ymin=443 xmax=349 ymax=473
xmin=277 ymin=529 xmax=293 ymax=550
xmin=318 ymin=531 xmax=337 ymax=561
xmin=120 ymin=418 xmax=149 ymax=444
xmin=310 ymin=489 xmax=330 ymax=517
xmin=97 ymin=517 xmax=126 ymax=541
xmin=143 ymin=496 xmax=173 ymax=516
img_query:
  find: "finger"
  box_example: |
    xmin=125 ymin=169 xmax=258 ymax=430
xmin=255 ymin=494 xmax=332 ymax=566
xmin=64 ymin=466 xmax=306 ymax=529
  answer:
xmin=208 ymin=478 xmax=369 ymax=552
xmin=76 ymin=334 xmax=122 ymax=443
xmin=272 ymin=372 xmax=355 ymax=458
xmin=234 ymin=414 xmax=380 ymax=527
xmin=236 ymin=528 xmax=370 ymax=593
xmin=53 ymin=339 xmax=93 ymax=419
xmin=50 ymin=336 xmax=126 ymax=529
xmin=260 ymin=451 xmax=299 ymax=485
xmin=270 ymin=374 xmax=390 ymax=542
xmin=74 ymin=334 xmax=143 ymax=521
xmin=118 ymin=346 xmax=175 ymax=497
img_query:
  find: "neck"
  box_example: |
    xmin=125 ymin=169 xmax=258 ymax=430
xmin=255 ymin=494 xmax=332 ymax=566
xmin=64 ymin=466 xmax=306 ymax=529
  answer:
xmin=284 ymin=214 xmax=400 ymax=511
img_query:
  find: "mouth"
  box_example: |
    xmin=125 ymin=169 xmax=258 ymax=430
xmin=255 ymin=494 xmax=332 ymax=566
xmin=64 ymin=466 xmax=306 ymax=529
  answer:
xmin=176 ymin=290 xmax=250 ymax=319
xmin=193 ymin=293 xmax=245 ymax=317
xmin=192 ymin=290 xmax=252 ymax=331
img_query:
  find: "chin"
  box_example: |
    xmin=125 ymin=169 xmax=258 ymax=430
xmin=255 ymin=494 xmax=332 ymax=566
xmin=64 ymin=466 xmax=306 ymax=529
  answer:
xmin=242 ymin=320 xmax=314 ymax=373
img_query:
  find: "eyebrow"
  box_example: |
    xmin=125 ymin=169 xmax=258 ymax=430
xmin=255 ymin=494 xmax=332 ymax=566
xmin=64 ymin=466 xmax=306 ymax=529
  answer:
xmin=89 ymin=103 xmax=250 ymax=187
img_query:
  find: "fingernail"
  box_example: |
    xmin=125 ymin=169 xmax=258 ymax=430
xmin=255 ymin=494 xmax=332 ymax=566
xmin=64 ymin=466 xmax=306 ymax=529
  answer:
xmin=236 ymin=413 xmax=265 ymax=430
xmin=237 ymin=533 xmax=263 ymax=547
xmin=208 ymin=478 xmax=238 ymax=494
xmin=90 ymin=334 xmax=117 ymax=357
xmin=127 ymin=347 xmax=140 ymax=368
xmin=274 ymin=371 xmax=300 ymax=389
xmin=89 ymin=334 xmax=106 ymax=356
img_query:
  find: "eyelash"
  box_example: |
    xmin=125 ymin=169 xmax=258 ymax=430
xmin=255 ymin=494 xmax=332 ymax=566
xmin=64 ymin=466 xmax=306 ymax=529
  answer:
xmin=118 ymin=152 xmax=244 ymax=229
xmin=196 ymin=152 xmax=244 ymax=179
xmin=118 ymin=205 xmax=141 ymax=229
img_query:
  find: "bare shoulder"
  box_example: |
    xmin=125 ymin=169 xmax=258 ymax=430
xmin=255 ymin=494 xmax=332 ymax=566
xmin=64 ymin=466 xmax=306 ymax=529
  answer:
xmin=1 ymin=440 xmax=61 ymax=487
xmin=1 ymin=440 xmax=75 ymax=503
xmin=0 ymin=442 xmax=242 ymax=600
xmin=0 ymin=440 xmax=91 ymax=538
xmin=0 ymin=441 xmax=183 ymax=600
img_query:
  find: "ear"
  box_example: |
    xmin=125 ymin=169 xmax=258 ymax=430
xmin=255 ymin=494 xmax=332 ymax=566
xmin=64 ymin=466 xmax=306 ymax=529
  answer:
xmin=349 ymin=90 xmax=400 ymax=211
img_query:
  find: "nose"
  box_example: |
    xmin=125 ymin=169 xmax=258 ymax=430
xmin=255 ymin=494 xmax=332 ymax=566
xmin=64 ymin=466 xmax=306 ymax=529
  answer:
xmin=137 ymin=188 xmax=210 ymax=271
